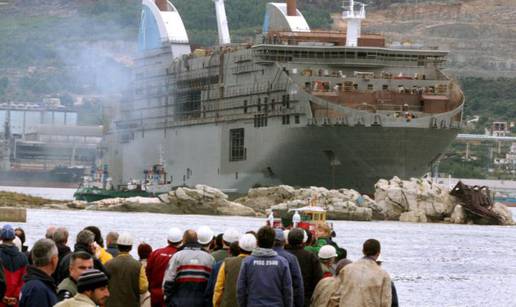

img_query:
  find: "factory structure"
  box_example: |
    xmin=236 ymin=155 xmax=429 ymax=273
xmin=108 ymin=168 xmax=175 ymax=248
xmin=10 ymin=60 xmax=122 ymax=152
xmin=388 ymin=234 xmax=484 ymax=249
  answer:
xmin=0 ymin=99 xmax=102 ymax=187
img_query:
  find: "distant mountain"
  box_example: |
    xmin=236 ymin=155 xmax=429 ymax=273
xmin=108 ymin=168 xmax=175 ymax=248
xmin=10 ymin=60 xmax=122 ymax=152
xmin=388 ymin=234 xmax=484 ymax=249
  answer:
xmin=0 ymin=0 xmax=514 ymax=102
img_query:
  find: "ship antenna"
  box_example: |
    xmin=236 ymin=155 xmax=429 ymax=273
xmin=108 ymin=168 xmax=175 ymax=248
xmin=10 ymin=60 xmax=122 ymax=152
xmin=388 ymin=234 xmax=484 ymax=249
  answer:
xmin=159 ymin=144 xmax=164 ymax=165
xmin=342 ymin=0 xmax=366 ymax=47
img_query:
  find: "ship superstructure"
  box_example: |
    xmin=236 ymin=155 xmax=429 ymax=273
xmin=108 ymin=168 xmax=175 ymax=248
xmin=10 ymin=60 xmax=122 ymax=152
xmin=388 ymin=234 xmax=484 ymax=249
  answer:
xmin=105 ymin=0 xmax=464 ymax=193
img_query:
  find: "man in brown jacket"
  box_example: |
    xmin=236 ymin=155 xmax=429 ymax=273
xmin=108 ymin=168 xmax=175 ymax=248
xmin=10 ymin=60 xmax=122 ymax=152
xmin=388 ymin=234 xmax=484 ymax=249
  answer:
xmin=338 ymin=239 xmax=392 ymax=307
xmin=105 ymin=232 xmax=148 ymax=307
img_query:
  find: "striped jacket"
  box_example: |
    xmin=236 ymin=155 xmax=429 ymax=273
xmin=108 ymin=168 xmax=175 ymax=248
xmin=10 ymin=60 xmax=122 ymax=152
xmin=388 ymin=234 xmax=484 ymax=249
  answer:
xmin=163 ymin=243 xmax=214 ymax=307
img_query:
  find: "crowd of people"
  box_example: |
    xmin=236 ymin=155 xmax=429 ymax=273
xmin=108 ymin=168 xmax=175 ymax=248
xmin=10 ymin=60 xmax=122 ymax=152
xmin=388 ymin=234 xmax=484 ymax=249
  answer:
xmin=0 ymin=222 xmax=397 ymax=307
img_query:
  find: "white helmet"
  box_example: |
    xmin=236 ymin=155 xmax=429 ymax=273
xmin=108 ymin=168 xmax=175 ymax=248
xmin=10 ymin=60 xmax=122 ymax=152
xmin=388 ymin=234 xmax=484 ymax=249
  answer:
xmin=318 ymin=245 xmax=337 ymax=259
xmin=238 ymin=234 xmax=257 ymax=252
xmin=167 ymin=227 xmax=182 ymax=243
xmin=197 ymin=226 xmax=214 ymax=245
xmin=117 ymin=231 xmax=134 ymax=246
xmin=223 ymin=228 xmax=241 ymax=243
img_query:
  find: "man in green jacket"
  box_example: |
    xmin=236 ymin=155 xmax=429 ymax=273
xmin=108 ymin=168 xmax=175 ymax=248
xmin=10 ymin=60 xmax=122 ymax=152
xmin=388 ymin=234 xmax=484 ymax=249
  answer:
xmin=57 ymin=251 xmax=94 ymax=301
xmin=105 ymin=232 xmax=148 ymax=307
xmin=305 ymin=223 xmax=347 ymax=260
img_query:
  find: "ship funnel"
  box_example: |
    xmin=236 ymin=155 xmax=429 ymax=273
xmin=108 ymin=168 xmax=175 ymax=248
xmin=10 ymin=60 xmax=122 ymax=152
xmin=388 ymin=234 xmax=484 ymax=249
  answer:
xmin=155 ymin=0 xmax=168 ymax=11
xmin=342 ymin=0 xmax=366 ymax=47
xmin=286 ymin=0 xmax=297 ymax=16
xmin=213 ymin=0 xmax=231 ymax=45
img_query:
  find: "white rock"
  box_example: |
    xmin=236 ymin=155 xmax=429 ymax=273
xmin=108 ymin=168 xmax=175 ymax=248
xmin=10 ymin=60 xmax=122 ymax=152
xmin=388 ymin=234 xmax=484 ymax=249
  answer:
xmin=92 ymin=198 xmax=125 ymax=207
xmin=450 ymin=205 xmax=466 ymax=224
xmin=158 ymin=193 xmax=170 ymax=203
xmin=175 ymin=187 xmax=196 ymax=203
xmin=125 ymin=197 xmax=162 ymax=204
xmin=492 ymin=202 xmax=514 ymax=225
xmin=194 ymin=184 xmax=228 ymax=199
xmin=216 ymin=201 xmax=256 ymax=216
xmin=399 ymin=209 xmax=428 ymax=223
xmin=386 ymin=187 xmax=404 ymax=207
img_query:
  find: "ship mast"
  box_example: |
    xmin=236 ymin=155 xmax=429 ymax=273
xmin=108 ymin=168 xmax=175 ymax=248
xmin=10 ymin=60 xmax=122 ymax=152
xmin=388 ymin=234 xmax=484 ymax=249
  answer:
xmin=342 ymin=0 xmax=365 ymax=47
xmin=213 ymin=0 xmax=231 ymax=45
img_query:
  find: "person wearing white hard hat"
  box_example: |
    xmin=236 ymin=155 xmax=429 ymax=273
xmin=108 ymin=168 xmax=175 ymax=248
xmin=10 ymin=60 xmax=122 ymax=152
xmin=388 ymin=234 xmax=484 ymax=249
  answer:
xmin=105 ymin=232 xmax=149 ymax=307
xmin=212 ymin=228 xmax=241 ymax=262
xmin=213 ymin=234 xmax=256 ymax=307
xmin=310 ymin=259 xmax=352 ymax=307
xmin=145 ymin=227 xmax=182 ymax=307
xmin=163 ymin=226 xmax=215 ymax=307
xmin=205 ymin=228 xmax=241 ymax=306
xmin=318 ymin=245 xmax=337 ymax=278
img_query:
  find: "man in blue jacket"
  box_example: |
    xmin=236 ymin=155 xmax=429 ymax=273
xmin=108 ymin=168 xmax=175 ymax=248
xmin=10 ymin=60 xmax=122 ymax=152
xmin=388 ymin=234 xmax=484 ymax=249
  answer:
xmin=19 ymin=239 xmax=59 ymax=307
xmin=273 ymin=228 xmax=304 ymax=307
xmin=237 ymin=226 xmax=293 ymax=307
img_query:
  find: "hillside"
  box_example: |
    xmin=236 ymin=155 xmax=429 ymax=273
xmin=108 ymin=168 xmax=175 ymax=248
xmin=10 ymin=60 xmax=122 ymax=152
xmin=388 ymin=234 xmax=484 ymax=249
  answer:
xmin=0 ymin=0 xmax=514 ymax=119
xmin=353 ymin=0 xmax=516 ymax=78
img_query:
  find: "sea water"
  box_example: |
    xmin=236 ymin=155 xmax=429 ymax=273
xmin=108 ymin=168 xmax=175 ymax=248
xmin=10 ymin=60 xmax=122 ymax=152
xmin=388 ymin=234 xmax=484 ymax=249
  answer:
xmin=2 ymin=186 xmax=516 ymax=306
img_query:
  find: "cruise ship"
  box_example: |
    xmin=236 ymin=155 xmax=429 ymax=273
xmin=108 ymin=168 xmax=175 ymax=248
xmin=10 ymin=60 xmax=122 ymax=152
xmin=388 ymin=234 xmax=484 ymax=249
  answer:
xmin=104 ymin=0 xmax=464 ymax=193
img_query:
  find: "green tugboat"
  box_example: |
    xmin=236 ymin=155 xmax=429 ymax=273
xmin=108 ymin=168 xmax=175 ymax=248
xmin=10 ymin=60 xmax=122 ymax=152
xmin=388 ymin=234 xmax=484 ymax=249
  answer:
xmin=74 ymin=163 xmax=173 ymax=202
xmin=73 ymin=186 xmax=151 ymax=202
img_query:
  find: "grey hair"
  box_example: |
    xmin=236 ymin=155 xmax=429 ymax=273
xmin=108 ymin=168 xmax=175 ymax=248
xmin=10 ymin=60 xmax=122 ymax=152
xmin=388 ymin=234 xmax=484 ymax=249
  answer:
xmin=76 ymin=229 xmax=95 ymax=245
xmin=106 ymin=231 xmax=119 ymax=244
xmin=45 ymin=226 xmax=56 ymax=240
xmin=32 ymin=239 xmax=58 ymax=267
xmin=53 ymin=227 xmax=69 ymax=244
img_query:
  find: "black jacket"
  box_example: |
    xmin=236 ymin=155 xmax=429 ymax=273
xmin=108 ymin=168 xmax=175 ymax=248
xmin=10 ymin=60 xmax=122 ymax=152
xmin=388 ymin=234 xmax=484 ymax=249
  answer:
xmin=55 ymin=242 xmax=106 ymax=284
xmin=286 ymin=245 xmax=323 ymax=307
xmin=19 ymin=266 xmax=57 ymax=307
xmin=0 ymin=261 xmax=5 ymax=299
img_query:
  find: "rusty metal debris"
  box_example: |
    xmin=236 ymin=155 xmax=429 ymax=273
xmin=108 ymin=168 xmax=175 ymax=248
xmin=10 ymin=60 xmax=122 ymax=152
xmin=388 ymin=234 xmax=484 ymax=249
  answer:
xmin=450 ymin=181 xmax=503 ymax=225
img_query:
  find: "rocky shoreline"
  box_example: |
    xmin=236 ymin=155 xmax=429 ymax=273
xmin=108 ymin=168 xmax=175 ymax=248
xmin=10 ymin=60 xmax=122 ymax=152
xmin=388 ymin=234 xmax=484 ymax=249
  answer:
xmin=1 ymin=178 xmax=514 ymax=225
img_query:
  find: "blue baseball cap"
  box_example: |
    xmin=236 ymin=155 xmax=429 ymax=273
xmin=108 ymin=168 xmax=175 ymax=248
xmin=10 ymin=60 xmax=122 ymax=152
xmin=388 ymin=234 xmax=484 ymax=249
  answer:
xmin=1 ymin=225 xmax=16 ymax=240
xmin=274 ymin=228 xmax=285 ymax=241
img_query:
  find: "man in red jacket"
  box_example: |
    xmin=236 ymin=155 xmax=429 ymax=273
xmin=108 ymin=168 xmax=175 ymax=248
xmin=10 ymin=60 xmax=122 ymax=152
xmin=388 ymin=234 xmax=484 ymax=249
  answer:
xmin=145 ymin=227 xmax=182 ymax=307
xmin=0 ymin=225 xmax=28 ymax=307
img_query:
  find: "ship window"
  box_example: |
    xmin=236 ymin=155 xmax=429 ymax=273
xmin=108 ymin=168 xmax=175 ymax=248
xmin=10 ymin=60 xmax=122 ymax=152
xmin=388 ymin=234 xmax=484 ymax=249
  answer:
xmin=295 ymin=115 xmax=300 ymax=124
xmin=264 ymin=97 xmax=268 ymax=112
xmin=257 ymin=98 xmax=261 ymax=112
xmin=282 ymin=95 xmax=290 ymax=108
xmin=382 ymin=84 xmax=389 ymax=90
xmin=243 ymin=100 xmax=248 ymax=113
xmin=282 ymin=115 xmax=290 ymax=125
xmin=367 ymin=84 xmax=374 ymax=91
xmin=229 ymin=128 xmax=246 ymax=161
xmin=254 ymin=114 xmax=267 ymax=128
xmin=271 ymin=99 xmax=275 ymax=111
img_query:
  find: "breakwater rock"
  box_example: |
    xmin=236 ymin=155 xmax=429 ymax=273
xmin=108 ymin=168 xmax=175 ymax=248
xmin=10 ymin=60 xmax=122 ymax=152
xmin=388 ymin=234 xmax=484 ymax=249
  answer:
xmin=236 ymin=185 xmax=377 ymax=221
xmin=374 ymin=177 xmax=514 ymax=225
xmin=83 ymin=185 xmax=256 ymax=217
